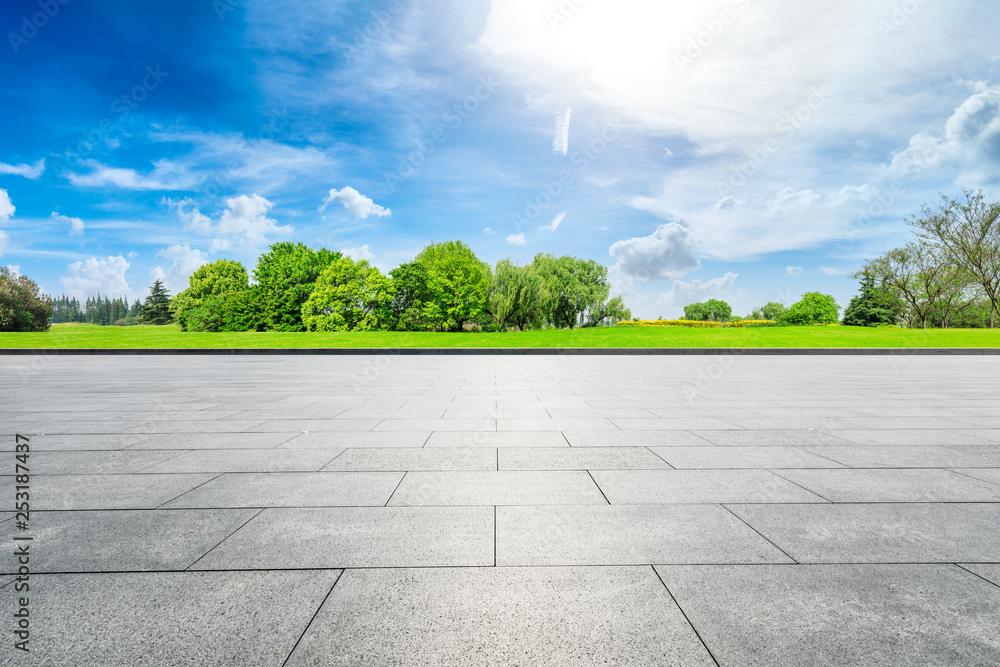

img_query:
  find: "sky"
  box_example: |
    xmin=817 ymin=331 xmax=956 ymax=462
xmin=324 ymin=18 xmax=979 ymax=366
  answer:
xmin=1 ymin=0 xmax=999 ymax=318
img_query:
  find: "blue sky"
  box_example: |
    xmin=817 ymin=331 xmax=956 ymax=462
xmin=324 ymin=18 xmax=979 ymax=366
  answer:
xmin=2 ymin=0 xmax=999 ymax=318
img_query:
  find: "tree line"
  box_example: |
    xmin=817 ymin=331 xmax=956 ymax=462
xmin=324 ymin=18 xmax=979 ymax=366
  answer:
xmin=170 ymin=240 xmax=632 ymax=332
xmin=50 ymin=294 xmax=144 ymax=326
xmin=845 ymin=190 xmax=1000 ymax=328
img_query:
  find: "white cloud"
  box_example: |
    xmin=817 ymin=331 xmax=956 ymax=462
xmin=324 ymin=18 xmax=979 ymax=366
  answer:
xmin=818 ymin=266 xmax=844 ymax=276
xmin=320 ymin=186 xmax=391 ymax=218
xmin=483 ymin=227 xmax=497 ymax=235
xmin=552 ymin=107 xmax=572 ymax=155
xmin=540 ymin=211 xmax=566 ymax=232
xmin=60 ymin=255 xmax=134 ymax=300
xmin=884 ymin=86 xmax=1000 ymax=184
xmin=172 ymin=194 xmax=291 ymax=248
xmin=766 ymin=187 xmax=821 ymax=213
xmin=52 ymin=212 xmax=85 ymax=237
xmin=340 ymin=244 xmax=376 ymax=261
xmin=786 ymin=266 xmax=803 ymax=276
xmin=0 ymin=189 xmax=14 ymax=222
xmin=0 ymin=159 xmax=45 ymax=179
xmin=209 ymin=239 xmax=232 ymax=253
xmin=66 ymin=159 xmax=197 ymax=191
xmin=5 ymin=265 xmax=19 ymax=276
xmin=507 ymin=233 xmax=527 ymax=245
xmin=657 ymin=272 xmax=739 ymax=307
xmin=609 ymin=221 xmax=700 ymax=282
xmin=150 ymin=243 xmax=209 ymax=294
xmin=663 ymin=147 xmax=673 ymax=157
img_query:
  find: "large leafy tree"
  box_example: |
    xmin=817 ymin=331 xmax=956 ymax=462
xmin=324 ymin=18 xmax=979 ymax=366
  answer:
xmin=388 ymin=261 xmax=430 ymax=331
xmin=301 ymin=257 xmax=396 ymax=331
xmin=532 ymin=254 xmax=612 ymax=328
xmin=171 ymin=260 xmax=252 ymax=332
xmin=484 ymin=260 xmax=549 ymax=330
xmin=782 ymin=292 xmax=839 ymax=325
xmin=0 ymin=267 xmax=52 ymax=332
xmin=252 ymin=242 xmax=341 ymax=331
xmin=416 ymin=241 xmax=489 ymax=331
xmin=683 ymin=299 xmax=732 ymax=322
xmin=909 ymin=190 xmax=1000 ymax=327
xmin=139 ymin=280 xmax=173 ymax=325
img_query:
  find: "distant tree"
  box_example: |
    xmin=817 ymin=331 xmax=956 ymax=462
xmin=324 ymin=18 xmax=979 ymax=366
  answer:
xmin=842 ymin=270 xmax=903 ymax=327
xmin=416 ymin=241 xmax=489 ymax=331
xmin=171 ymin=260 xmax=252 ymax=332
xmin=0 ymin=267 xmax=52 ymax=332
xmin=909 ymin=190 xmax=1000 ymax=328
xmin=484 ymin=260 xmax=549 ymax=330
xmin=782 ymin=292 xmax=839 ymax=325
xmin=139 ymin=280 xmax=174 ymax=325
xmin=760 ymin=302 xmax=788 ymax=321
xmin=584 ymin=295 xmax=632 ymax=326
xmin=683 ymin=299 xmax=731 ymax=322
xmin=252 ymin=242 xmax=342 ymax=331
xmin=302 ymin=257 xmax=396 ymax=331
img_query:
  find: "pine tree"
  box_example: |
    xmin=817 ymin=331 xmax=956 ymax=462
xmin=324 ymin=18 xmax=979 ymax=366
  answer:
xmin=139 ymin=280 xmax=174 ymax=325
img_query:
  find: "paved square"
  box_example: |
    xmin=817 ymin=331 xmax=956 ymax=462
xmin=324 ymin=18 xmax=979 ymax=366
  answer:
xmin=2 ymin=354 xmax=999 ymax=665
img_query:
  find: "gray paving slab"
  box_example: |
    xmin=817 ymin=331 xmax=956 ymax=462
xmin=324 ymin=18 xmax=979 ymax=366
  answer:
xmin=164 ymin=471 xmax=403 ymax=508
xmin=650 ymin=446 xmax=842 ymax=469
xmin=951 ymin=467 xmax=1000 ymax=485
xmin=425 ymin=431 xmax=568 ymax=447
xmin=122 ymin=419 xmax=270 ymax=433
xmin=774 ymin=468 xmax=1000 ymax=502
xmin=20 ymin=449 xmax=188 ymax=474
xmin=499 ymin=446 xmax=672 ymax=470
xmin=947 ymin=445 xmax=1000 ymax=463
xmin=562 ymin=430 xmax=712 ymax=447
xmin=389 ymin=471 xmax=607 ymax=506
xmin=322 ymin=447 xmax=496 ymax=471
xmin=824 ymin=429 xmax=996 ymax=446
xmin=284 ymin=566 xmax=714 ymax=667
xmin=278 ymin=431 xmax=430 ymax=448
xmin=21 ymin=509 xmax=258 ymax=572
xmin=497 ymin=505 xmax=794 ymax=566
xmin=30 ymin=473 xmax=217 ymax=510
xmin=656 ymin=564 xmax=1000 ymax=666
xmin=142 ymin=448 xmax=345 ymax=473
xmin=247 ymin=419 xmax=381 ymax=432
xmin=128 ymin=432 xmax=298 ymax=449
xmin=730 ymin=503 xmax=1000 ymax=563
xmin=193 ymin=506 xmax=494 ymax=569
xmin=689 ymin=429 xmax=851 ymax=446
xmin=801 ymin=444 xmax=998 ymax=467
xmin=592 ymin=469 xmax=828 ymax=504
xmin=961 ymin=564 xmax=1000 ymax=587
xmin=0 ymin=571 xmax=339 ymax=665
xmin=374 ymin=418 xmax=496 ymax=432
xmin=953 ymin=502 xmax=1000 ymax=521
xmin=611 ymin=418 xmax=741 ymax=431
xmin=496 ymin=417 xmax=621 ymax=431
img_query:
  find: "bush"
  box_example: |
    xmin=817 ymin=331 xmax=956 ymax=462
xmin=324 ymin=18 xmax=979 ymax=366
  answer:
xmin=683 ymin=299 xmax=732 ymax=322
xmin=0 ymin=267 xmax=52 ymax=332
xmin=782 ymin=292 xmax=840 ymax=325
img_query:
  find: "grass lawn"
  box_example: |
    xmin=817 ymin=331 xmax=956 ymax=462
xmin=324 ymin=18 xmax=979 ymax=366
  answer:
xmin=0 ymin=323 xmax=998 ymax=348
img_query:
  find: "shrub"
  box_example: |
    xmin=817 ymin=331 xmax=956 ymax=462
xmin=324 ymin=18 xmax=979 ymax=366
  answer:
xmin=782 ymin=292 xmax=840 ymax=325
xmin=0 ymin=267 xmax=52 ymax=332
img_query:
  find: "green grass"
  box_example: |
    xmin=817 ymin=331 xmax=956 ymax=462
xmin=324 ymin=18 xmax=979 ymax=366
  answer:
xmin=0 ymin=322 xmax=998 ymax=348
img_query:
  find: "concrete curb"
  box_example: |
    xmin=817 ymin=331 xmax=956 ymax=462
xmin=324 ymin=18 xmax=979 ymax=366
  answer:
xmin=1 ymin=348 xmax=998 ymax=355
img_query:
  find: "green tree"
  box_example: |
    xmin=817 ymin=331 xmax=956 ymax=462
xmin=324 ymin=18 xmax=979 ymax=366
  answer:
xmin=0 ymin=267 xmax=52 ymax=332
xmin=139 ymin=280 xmax=174 ymax=325
xmin=171 ymin=259 xmax=252 ymax=332
xmin=416 ymin=241 xmax=489 ymax=331
xmin=387 ymin=261 xmax=431 ymax=330
xmin=252 ymin=242 xmax=342 ymax=331
xmin=842 ymin=270 xmax=903 ymax=327
xmin=760 ymin=302 xmax=788 ymax=321
xmin=683 ymin=299 xmax=731 ymax=322
xmin=484 ymin=260 xmax=549 ymax=330
xmin=909 ymin=190 xmax=1000 ymax=328
xmin=782 ymin=292 xmax=839 ymax=325
xmin=532 ymin=254 xmax=613 ymax=328
xmin=302 ymin=257 xmax=396 ymax=331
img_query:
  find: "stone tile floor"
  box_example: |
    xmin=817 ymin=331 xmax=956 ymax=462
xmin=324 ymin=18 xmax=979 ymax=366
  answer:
xmin=1 ymin=354 xmax=999 ymax=665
